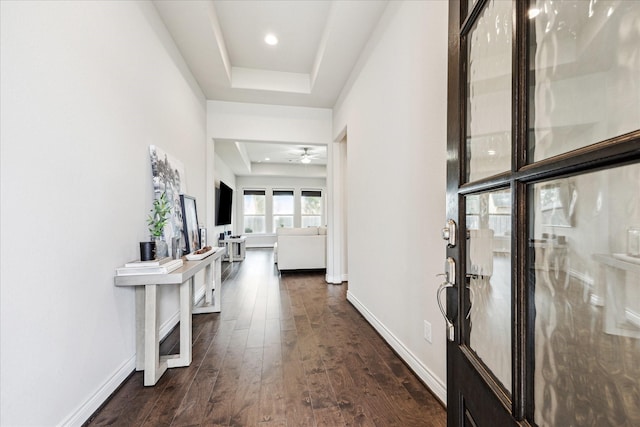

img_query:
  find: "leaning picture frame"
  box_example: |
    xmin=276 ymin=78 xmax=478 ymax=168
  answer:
xmin=180 ymin=194 xmax=200 ymax=254
xmin=539 ymin=181 xmax=576 ymax=227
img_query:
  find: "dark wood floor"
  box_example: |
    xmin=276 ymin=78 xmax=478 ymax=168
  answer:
xmin=87 ymin=249 xmax=446 ymax=426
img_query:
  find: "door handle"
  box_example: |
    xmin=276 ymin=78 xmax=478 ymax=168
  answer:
xmin=444 ymin=257 xmax=455 ymax=285
xmin=437 ymin=281 xmax=455 ymax=341
xmin=436 ymin=256 xmax=456 ymax=341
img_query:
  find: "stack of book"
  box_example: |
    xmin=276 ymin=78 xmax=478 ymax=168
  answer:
xmin=115 ymin=257 xmax=183 ymax=276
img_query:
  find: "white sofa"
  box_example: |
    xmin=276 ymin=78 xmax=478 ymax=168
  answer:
xmin=275 ymin=226 xmax=327 ymax=270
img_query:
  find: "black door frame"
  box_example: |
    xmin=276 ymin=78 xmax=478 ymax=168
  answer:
xmin=445 ymin=0 xmax=640 ymax=425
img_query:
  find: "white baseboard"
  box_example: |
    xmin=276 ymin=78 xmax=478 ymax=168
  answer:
xmin=325 ymin=274 xmax=341 ymax=284
xmin=157 ymin=284 xmax=206 ymax=340
xmin=569 ymin=268 xmax=594 ymax=286
xmin=61 ymin=286 xmax=206 ymax=426
xmin=158 ymin=284 xmax=207 ymax=339
xmin=159 ymin=310 xmax=180 ymax=342
xmin=347 ymin=291 xmax=447 ymax=405
xmin=325 ymin=273 xmax=349 ymax=284
xmin=58 ymin=356 xmax=136 ymax=427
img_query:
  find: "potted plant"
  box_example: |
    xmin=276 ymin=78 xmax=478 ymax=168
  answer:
xmin=147 ymin=192 xmax=171 ymax=258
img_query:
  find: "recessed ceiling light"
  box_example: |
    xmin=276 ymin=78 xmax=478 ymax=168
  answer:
xmin=264 ymin=33 xmax=278 ymax=46
xmin=487 ymin=150 xmax=497 ymax=156
xmin=265 ymin=157 xmax=270 ymax=161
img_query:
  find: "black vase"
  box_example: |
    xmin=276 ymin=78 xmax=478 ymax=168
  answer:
xmin=139 ymin=241 xmax=156 ymax=261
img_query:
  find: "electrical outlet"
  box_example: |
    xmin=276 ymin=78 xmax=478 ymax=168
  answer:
xmin=423 ymin=320 xmax=432 ymax=343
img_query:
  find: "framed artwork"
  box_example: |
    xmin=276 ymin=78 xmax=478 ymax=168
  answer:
xmin=149 ymin=145 xmax=187 ymax=255
xmin=180 ymin=194 xmax=200 ymax=254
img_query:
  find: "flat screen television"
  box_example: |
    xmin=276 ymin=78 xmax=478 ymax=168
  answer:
xmin=215 ymin=181 xmax=233 ymax=226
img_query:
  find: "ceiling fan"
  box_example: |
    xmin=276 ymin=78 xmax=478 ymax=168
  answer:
xmin=300 ymin=147 xmax=313 ymax=164
xmin=289 ymin=147 xmax=319 ymax=164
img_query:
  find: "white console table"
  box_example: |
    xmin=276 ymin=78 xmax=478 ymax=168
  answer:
xmin=593 ymin=253 xmax=640 ymax=339
xmin=114 ymin=247 xmax=225 ymax=386
xmin=220 ymin=236 xmax=247 ymax=262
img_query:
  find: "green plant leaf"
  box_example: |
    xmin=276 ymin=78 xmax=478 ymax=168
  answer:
xmin=147 ymin=191 xmax=172 ymax=237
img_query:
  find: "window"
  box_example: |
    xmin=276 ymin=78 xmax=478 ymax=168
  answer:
xmin=240 ymin=186 xmax=325 ymax=234
xmin=273 ymin=190 xmax=294 ymax=229
xmin=301 ymin=190 xmax=322 ymax=227
xmin=466 ymin=192 xmax=511 ymax=237
xmin=243 ymin=190 xmax=265 ymax=233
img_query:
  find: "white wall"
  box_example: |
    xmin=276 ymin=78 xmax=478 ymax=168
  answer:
xmin=0 ymin=2 xmax=207 ymax=425
xmin=333 ymin=1 xmax=449 ymax=403
xmin=326 ymin=137 xmax=348 ymax=283
xmin=207 ymin=100 xmax=332 ymax=145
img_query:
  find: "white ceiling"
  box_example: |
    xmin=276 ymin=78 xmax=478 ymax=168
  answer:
xmin=153 ymin=0 xmax=388 ymax=177
xmin=154 ymin=0 xmax=388 ymax=107
xmin=215 ymin=140 xmax=327 ymax=177
xmin=215 ymin=1 xmax=331 ymax=74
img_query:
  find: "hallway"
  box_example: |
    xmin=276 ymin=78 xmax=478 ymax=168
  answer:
xmin=88 ymin=249 xmax=446 ymax=426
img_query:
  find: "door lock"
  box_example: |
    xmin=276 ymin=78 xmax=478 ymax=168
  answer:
xmin=441 ymin=219 xmax=457 ymax=247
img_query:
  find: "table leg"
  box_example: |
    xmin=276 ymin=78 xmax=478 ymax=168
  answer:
xmin=135 ymin=286 xmax=145 ymax=371
xmin=192 ymin=259 xmax=221 ymax=314
xmin=204 ymin=262 xmax=212 ymax=306
xmin=213 ymin=257 xmax=222 ymax=312
xmin=228 ymin=241 xmax=234 ymax=262
xmin=143 ymin=284 xmax=167 ymax=386
xmin=166 ymin=279 xmax=192 ymax=368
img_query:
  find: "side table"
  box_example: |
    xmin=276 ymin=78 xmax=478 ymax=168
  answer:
xmin=220 ymin=236 xmax=247 ymax=262
xmin=114 ymin=247 xmax=226 ymax=386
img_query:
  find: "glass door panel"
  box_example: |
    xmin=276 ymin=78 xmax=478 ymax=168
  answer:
xmin=529 ymin=0 xmax=640 ymax=161
xmin=530 ymin=163 xmax=640 ymax=426
xmin=465 ymin=0 xmax=512 ymax=182
xmin=466 ymin=188 xmax=512 ymax=393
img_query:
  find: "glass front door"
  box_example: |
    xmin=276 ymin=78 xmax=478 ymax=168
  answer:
xmin=531 ymin=165 xmax=640 ymax=426
xmin=446 ymin=0 xmax=640 ymax=425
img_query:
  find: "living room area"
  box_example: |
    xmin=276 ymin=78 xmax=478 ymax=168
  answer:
xmin=213 ymin=137 xmax=333 ymax=274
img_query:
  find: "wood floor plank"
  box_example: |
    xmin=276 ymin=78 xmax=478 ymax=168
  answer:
xmin=227 ymin=346 xmax=263 ymax=426
xmin=87 ymin=249 xmax=446 ymax=427
xmin=312 ymin=313 xmax=378 ymax=426
xmin=258 ymin=342 xmax=286 ymax=424
xmin=201 ymin=328 xmax=249 ymax=426
xmin=356 ymin=335 xmax=428 ymax=409
xmin=245 ymin=281 xmax=267 ymax=349
xmin=258 ymin=317 xmax=286 ymax=423
xmin=281 ymin=328 xmax=316 ymax=426
xmin=87 ymin=372 xmax=159 ymax=426
xmin=170 ymin=319 xmax=236 ymax=426
xmin=140 ymin=328 xmax=217 ymax=427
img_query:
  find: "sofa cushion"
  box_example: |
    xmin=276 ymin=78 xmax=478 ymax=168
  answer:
xmin=275 ymin=227 xmax=327 ymax=270
xmin=276 ymin=226 xmax=318 ymax=236
xmin=277 ymin=234 xmax=326 ymax=270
